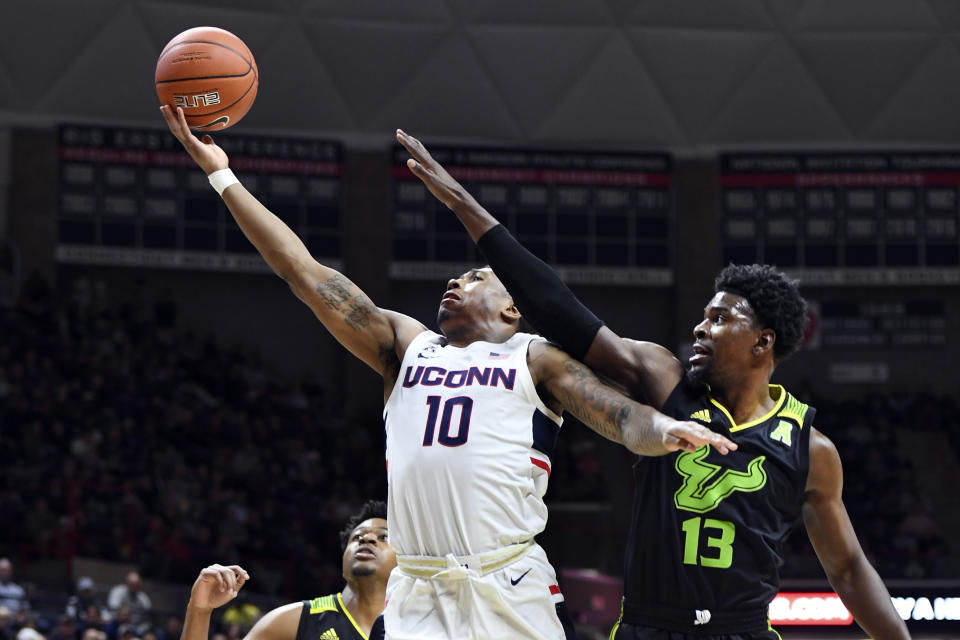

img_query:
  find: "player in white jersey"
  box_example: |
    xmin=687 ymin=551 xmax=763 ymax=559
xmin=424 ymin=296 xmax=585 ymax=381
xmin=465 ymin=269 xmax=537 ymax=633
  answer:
xmin=161 ymin=106 xmax=737 ymax=640
xmin=383 ymin=329 xmax=564 ymax=639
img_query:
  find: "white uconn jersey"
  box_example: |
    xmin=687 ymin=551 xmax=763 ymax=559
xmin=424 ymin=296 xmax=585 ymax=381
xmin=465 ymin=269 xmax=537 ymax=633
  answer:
xmin=384 ymin=331 xmax=562 ymax=558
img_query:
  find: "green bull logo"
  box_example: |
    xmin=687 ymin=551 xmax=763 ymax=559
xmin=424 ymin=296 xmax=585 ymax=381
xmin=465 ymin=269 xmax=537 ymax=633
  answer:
xmin=674 ymin=446 xmax=767 ymax=513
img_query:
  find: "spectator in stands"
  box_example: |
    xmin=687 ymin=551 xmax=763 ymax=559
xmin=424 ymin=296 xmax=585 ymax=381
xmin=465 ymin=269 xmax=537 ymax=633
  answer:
xmin=102 ymin=608 xmax=132 ymax=640
xmin=15 ymin=628 xmax=43 ymax=640
xmin=153 ymin=617 xmax=180 ymax=640
xmin=106 ymin=575 xmax=150 ymax=629
xmin=46 ymin=616 xmax=76 ymax=640
xmin=80 ymin=609 xmax=106 ymax=635
xmin=0 ymin=560 xmax=27 ymax=614
xmin=220 ymin=596 xmax=260 ymax=630
xmin=65 ymin=578 xmax=109 ymax=627
xmin=0 ymin=606 xmax=14 ymax=640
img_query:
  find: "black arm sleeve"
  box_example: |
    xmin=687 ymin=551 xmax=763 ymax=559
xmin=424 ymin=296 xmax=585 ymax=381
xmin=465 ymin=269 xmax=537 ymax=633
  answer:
xmin=476 ymin=224 xmax=603 ymax=360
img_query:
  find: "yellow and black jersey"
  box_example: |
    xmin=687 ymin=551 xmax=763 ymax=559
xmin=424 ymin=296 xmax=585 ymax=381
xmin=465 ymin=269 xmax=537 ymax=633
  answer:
xmin=620 ymin=379 xmax=814 ymax=635
xmin=295 ymin=593 xmax=368 ymax=640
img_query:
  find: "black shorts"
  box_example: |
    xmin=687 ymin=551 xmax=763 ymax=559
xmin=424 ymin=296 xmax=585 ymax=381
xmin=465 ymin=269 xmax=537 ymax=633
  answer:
xmin=611 ymin=622 xmax=782 ymax=640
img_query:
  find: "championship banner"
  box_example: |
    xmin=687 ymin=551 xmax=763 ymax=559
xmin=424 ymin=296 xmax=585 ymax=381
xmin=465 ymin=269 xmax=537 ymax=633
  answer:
xmin=720 ymin=153 xmax=960 ymax=285
xmin=391 ymin=145 xmax=673 ymax=285
xmin=57 ymin=124 xmax=343 ymax=272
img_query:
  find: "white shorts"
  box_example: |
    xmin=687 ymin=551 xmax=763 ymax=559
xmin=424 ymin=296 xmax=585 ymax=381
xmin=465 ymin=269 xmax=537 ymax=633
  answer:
xmin=383 ymin=542 xmax=567 ymax=640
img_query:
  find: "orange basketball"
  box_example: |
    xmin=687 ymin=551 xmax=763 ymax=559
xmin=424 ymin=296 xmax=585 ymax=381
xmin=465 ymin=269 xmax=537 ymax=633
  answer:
xmin=155 ymin=27 xmax=258 ymax=131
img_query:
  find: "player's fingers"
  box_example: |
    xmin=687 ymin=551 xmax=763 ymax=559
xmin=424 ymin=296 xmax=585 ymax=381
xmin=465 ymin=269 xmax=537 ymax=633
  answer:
xmin=395 ymin=129 xmax=419 ymax=158
xmin=713 ymin=432 xmax=737 ymax=452
xmin=227 ymin=565 xmax=250 ymax=583
xmin=695 ymin=426 xmax=737 ymax=455
xmin=396 ymin=129 xmax=416 ymax=156
xmin=160 ymin=106 xmax=186 ymax=140
xmin=203 ymin=567 xmax=226 ymax=592
xmin=222 ymin=567 xmax=238 ymax=592
xmin=694 ymin=425 xmax=737 ymax=453
xmin=175 ymin=108 xmax=204 ymax=144
xmin=674 ymin=423 xmax=728 ymax=454
xmin=167 ymin=108 xmax=195 ymax=145
xmin=663 ymin=434 xmax=696 ymax=453
xmin=406 ymin=158 xmax=431 ymax=180
xmin=397 ymin=129 xmax=433 ymax=165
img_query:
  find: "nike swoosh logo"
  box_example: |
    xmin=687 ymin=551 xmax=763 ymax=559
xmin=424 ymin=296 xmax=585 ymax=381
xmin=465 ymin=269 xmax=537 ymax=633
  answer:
xmin=510 ymin=569 xmax=532 ymax=586
xmin=194 ymin=115 xmax=230 ymax=129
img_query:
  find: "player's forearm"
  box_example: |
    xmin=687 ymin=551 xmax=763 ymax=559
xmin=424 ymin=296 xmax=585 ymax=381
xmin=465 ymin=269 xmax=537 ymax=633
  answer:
xmin=618 ymin=403 xmax=675 ymax=455
xmin=449 ymin=197 xmax=499 ymax=242
xmin=221 ymin=184 xmax=320 ymax=281
xmin=476 ymin=225 xmax=602 ymax=360
xmin=549 ymin=354 xmax=665 ymax=455
xmin=578 ymin=399 xmax=672 ymax=456
xmin=831 ymin=560 xmax=910 ymax=639
xmin=181 ymin=604 xmax=214 ymax=640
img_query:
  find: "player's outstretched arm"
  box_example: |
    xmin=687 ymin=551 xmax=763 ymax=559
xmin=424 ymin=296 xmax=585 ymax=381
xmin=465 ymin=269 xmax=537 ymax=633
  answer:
xmin=162 ymin=106 xmax=425 ymax=376
xmin=802 ymin=429 xmax=910 ymax=640
xmin=397 ymin=129 xmax=682 ymax=406
xmin=181 ymin=564 xmax=300 ymax=640
xmin=528 ymin=341 xmax=735 ymax=456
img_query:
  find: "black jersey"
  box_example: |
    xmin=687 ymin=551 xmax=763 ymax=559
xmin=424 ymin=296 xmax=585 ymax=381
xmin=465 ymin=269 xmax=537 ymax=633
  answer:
xmin=295 ymin=594 xmax=368 ymax=640
xmin=620 ymin=379 xmax=814 ymax=635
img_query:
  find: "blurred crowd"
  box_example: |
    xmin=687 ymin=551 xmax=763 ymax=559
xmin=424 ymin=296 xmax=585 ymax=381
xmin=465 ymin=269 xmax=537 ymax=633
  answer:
xmin=0 ymin=275 xmax=385 ymax=632
xmin=780 ymin=391 xmax=954 ymax=581
xmin=0 ymin=564 xmax=177 ymax=640
xmin=0 ymin=274 xmax=955 ymax=640
xmin=0 ymin=274 xmax=611 ymax=639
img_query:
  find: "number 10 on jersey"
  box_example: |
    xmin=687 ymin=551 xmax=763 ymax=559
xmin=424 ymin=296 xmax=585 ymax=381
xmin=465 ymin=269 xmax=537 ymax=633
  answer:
xmin=423 ymin=396 xmax=473 ymax=447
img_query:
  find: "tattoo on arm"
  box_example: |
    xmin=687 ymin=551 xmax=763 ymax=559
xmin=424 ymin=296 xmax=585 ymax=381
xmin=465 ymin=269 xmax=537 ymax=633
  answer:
xmin=542 ymin=354 xmax=634 ymax=446
xmin=314 ymin=274 xmax=377 ymax=331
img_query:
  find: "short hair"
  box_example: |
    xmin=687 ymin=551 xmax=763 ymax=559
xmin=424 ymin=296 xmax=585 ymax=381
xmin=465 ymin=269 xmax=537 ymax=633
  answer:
xmin=339 ymin=500 xmax=387 ymax=551
xmin=714 ymin=264 xmax=807 ymax=361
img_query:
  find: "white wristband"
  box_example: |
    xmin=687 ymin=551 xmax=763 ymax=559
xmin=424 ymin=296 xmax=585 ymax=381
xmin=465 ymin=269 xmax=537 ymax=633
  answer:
xmin=208 ymin=168 xmax=239 ymax=196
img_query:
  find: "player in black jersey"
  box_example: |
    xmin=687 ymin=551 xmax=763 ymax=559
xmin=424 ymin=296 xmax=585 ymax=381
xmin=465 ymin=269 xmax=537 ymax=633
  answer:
xmin=180 ymin=501 xmax=394 ymax=640
xmin=398 ymin=131 xmax=910 ymax=640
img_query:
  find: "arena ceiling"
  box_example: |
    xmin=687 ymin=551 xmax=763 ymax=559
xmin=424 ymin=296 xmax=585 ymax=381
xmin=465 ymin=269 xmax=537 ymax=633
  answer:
xmin=1 ymin=0 xmax=959 ymax=150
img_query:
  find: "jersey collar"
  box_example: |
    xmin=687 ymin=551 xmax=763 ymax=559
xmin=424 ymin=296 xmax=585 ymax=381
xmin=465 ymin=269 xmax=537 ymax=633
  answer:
xmin=708 ymin=384 xmax=786 ymax=433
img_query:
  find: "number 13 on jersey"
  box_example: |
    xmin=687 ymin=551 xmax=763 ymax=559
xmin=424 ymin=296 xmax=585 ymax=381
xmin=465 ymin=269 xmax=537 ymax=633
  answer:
xmin=681 ymin=516 xmax=735 ymax=569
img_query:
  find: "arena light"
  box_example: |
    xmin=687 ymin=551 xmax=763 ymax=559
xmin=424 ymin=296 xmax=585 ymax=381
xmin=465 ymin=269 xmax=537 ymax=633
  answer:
xmin=769 ymin=593 xmax=853 ymax=625
xmin=771 ymin=592 xmax=960 ymax=626
xmin=890 ymin=596 xmax=960 ymax=622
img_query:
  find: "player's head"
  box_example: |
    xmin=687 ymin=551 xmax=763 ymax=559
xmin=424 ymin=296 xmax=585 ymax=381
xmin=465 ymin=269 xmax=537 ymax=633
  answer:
xmin=339 ymin=500 xmax=395 ymax=584
xmin=437 ymin=267 xmax=521 ymax=340
xmin=688 ymin=264 xmax=806 ymax=387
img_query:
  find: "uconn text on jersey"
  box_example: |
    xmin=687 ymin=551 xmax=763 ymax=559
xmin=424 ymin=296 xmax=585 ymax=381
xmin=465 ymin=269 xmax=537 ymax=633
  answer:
xmin=401 ymin=365 xmax=517 ymax=390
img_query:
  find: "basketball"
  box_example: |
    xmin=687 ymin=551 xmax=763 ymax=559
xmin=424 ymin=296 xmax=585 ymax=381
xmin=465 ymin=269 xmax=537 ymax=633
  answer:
xmin=155 ymin=27 xmax=258 ymax=131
